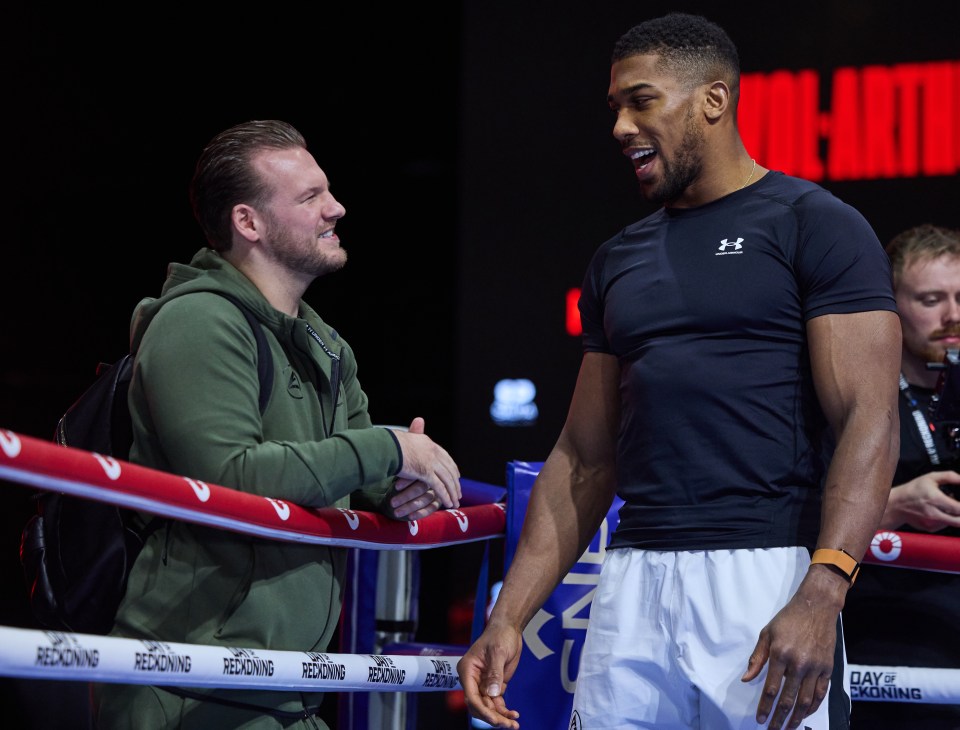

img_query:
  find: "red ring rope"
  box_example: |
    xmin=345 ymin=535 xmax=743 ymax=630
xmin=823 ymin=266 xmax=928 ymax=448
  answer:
xmin=0 ymin=429 xmax=505 ymax=550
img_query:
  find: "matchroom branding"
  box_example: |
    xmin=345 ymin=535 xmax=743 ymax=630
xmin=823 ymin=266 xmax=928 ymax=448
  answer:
xmin=135 ymin=640 xmax=192 ymax=674
xmin=36 ymin=631 xmax=99 ymax=669
xmin=849 ymin=669 xmax=923 ymax=702
xmin=302 ymin=651 xmax=347 ymax=681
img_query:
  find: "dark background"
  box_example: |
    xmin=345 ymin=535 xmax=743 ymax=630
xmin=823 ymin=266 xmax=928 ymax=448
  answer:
xmin=3 ymin=1 xmax=959 ymax=727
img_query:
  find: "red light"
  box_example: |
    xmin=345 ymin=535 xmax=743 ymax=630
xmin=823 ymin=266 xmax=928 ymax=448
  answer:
xmin=922 ymin=62 xmax=956 ymax=175
xmin=895 ymin=63 xmax=922 ymax=177
xmin=566 ymin=288 xmax=582 ymax=336
xmin=827 ymin=67 xmax=860 ymax=180
xmin=862 ymin=65 xmax=898 ymax=178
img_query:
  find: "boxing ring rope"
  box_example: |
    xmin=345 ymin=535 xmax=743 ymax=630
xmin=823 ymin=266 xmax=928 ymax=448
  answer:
xmin=0 ymin=625 xmax=462 ymax=692
xmin=0 ymin=430 xmax=506 ymax=551
xmin=1 ymin=428 xmax=959 ymax=710
xmin=0 ymin=428 xmax=504 ymax=704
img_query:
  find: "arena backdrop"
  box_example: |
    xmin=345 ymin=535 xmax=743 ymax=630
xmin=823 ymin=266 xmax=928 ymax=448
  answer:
xmin=4 ymin=1 xmax=959 ymax=726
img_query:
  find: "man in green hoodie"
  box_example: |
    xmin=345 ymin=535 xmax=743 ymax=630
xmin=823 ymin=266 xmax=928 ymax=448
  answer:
xmin=94 ymin=119 xmax=462 ymax=729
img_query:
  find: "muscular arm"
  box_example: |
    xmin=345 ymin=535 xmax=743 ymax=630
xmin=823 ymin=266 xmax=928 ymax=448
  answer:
xmin=808 ymin=309 xmax=901 ymax=568
xmin=457 ymin=352 xmax=620 ymax=728
xmin=745 ymin=309 xmax=901 ymax=730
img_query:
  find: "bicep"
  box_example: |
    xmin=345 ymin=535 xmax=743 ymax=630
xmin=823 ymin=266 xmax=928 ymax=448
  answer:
xmin=806 ymin=310 xmax=901 ymax=431
xmin=554 ymin=352 xmax=621 ymax=472
xmin=520 ymin=352 xmax=620 ymax=570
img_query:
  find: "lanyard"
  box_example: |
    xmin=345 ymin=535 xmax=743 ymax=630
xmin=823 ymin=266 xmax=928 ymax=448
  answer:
xmin=899 ymin=373 xmax=940 ymax=465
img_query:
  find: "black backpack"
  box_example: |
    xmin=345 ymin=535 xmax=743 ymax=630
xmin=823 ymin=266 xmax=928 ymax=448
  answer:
xmin=19 ymin=292 xmax=274 ymax=635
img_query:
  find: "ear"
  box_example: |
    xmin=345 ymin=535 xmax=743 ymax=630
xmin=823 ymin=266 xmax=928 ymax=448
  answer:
xmin=232 ymin=203 xmax=261 ymax=243
xmin=703 ymin=80 xmax=730 ymax=121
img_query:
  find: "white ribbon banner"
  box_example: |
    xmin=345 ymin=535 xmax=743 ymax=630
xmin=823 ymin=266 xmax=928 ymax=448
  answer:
xmin=0 ymin=626 xmax=461 ymax=693
xmin=5 ymin=625 xmax=960 ymax=706
xmin=847 ymin=664 xmax=960 ymax=705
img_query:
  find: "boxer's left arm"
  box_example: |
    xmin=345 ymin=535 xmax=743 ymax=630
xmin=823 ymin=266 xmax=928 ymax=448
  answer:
xmin=744 ymin=309 xmax=901 ymax=730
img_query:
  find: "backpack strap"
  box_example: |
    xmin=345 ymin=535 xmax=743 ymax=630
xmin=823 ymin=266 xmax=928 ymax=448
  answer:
xmin=215 ymin=292 xmax=274 ymax=415
xmin=133 ymin=294 xmax=274 ymax=575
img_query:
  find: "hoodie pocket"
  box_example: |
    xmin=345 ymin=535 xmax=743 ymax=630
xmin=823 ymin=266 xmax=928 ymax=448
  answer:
xmin=213 ymin=541 xmax=255 ymax=637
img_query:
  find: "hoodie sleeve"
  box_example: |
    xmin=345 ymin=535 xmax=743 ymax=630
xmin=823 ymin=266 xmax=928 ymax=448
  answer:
xmin=128 ymin=292 xmax=402 ymax=507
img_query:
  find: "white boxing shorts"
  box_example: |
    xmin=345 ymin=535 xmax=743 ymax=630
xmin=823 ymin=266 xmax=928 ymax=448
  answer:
xmin=569 ymin=547 xmax=850 ymax=729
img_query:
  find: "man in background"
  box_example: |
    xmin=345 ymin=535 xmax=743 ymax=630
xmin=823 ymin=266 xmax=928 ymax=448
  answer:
xmin=843 ymin=223 xmax=960 ymax=729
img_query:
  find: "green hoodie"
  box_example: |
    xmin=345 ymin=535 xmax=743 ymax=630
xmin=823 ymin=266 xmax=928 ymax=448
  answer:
xmin=97 ymin=248 xmax=401 ymax=728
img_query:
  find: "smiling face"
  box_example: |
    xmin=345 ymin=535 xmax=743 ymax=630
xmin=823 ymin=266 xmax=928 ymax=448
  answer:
xmin=252 ymin=146 xmax=347 ymax=278
xmin=608 ymin=53 xmax=712 ymax=207
xmin=897 ymin=253 xmax=960 ymax=387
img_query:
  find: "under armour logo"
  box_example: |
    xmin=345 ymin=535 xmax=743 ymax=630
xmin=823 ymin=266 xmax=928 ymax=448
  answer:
xmin=718 ymin=237 xmax=743 ymax=251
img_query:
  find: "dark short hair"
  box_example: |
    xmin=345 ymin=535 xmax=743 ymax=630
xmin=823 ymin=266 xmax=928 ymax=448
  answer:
xmin=886 ymin=223 xmax=960 ymax=287
xmin=189 ymin=119 xmax=307 ymax=252
xmin=612 ymin=12 xmax=740 ymax=93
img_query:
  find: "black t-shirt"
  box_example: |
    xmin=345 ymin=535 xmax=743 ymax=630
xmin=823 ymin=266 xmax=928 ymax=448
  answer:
xmin=579 ymin=172 xmax=896 ymax=551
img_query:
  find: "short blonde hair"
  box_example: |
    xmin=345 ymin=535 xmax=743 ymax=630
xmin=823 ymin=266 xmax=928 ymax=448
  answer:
xmin=886 ymin=224 xmax=960 ymax=288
